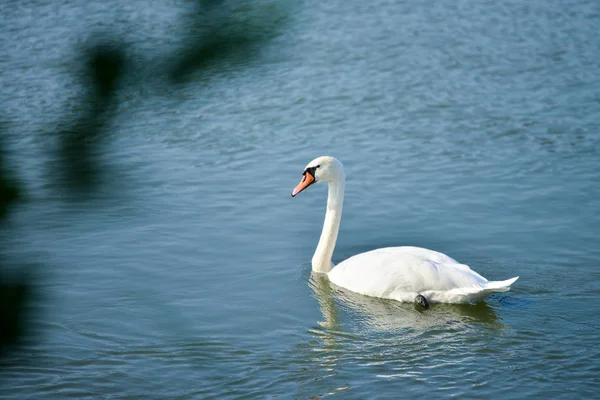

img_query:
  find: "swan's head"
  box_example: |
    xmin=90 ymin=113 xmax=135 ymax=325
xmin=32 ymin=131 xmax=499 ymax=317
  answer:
xmin=291 ymin=156 xmax=345 ymax=197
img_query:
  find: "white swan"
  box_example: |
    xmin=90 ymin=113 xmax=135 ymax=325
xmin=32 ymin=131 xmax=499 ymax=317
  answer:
xmin=291 ymin=156 xmax=518 ymax=306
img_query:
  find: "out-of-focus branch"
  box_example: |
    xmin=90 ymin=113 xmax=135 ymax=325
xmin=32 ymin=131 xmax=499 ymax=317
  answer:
xmin=57 ymin=42 xmax=126 ymax=196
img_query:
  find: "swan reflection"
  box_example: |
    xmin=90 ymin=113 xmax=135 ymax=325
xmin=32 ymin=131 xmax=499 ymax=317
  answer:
xmin=293 ymin=273 xmax=506 ymax=396
xmin=309 ymin=272 xmax=504 ymax=336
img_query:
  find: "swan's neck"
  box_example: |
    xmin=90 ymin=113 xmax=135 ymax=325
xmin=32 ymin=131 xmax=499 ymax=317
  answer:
xmin=312 ymin=178 xmax=344 ymax=274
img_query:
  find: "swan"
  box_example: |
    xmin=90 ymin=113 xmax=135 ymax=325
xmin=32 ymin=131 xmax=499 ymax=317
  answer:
xmin=291 ymin=156 xmax=518 ymax=307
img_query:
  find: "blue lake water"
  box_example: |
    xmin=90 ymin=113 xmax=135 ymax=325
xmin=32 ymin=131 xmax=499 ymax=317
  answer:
xmin=1 ymin=0 xmax=599 ymax=398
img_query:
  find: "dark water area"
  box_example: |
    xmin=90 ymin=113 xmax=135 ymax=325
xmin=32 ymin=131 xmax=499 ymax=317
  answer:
xmin=1 ymin=0 xmax=599 ymax=398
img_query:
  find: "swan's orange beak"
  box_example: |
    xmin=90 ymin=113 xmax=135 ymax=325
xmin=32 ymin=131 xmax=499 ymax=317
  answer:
xmin=291 ymin=172 xmax=315 ymax=197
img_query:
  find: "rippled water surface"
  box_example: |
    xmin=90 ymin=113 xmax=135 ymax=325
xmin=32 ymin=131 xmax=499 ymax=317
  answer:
xmin=1 ymin=0 xmax=599 ymax=398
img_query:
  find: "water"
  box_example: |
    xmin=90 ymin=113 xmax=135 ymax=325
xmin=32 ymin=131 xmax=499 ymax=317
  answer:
xmin=1 ymin=0 xmax=599 ymax=398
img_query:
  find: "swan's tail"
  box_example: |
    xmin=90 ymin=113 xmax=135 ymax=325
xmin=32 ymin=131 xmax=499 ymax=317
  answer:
xmin=452 ymin=276 xmax=519 ymax=303
xmin=421 ymin=276 xmax=519 ymax=304
xmin=483 ymin=276 xmax=519 ymax=293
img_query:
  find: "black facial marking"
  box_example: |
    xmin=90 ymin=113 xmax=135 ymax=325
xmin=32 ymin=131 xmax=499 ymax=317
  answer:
xmin=303 ymin=165 xmax=320 ymax=180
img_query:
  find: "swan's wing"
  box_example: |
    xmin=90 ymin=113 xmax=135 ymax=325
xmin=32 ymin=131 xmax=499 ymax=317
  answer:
xmin=328 ymin=247 xmax=490 ymax=301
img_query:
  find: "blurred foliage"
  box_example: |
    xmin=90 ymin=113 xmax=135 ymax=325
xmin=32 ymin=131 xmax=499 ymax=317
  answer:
xmin=0 ymin=139 xmax=22 ymax=221
xmin=0 ymin=0 xmax=289 ymax=360
xmin=169 ymin=0 xmax=285 ymax=83
xmin=58 ymin=42 xmax=125 ymax=195
xmin=0 ymin=279 xmax=29 ymax=357
xmin=0 ymin=135 xmax=28 ymax=357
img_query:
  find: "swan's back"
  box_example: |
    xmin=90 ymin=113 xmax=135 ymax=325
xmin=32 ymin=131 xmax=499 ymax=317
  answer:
xmin=328 ymin=246 xmax=516 ymax=304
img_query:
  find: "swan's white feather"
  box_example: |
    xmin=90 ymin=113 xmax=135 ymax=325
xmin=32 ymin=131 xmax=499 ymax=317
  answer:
xmin=328 ymin=246 xmax=518 ymax=304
